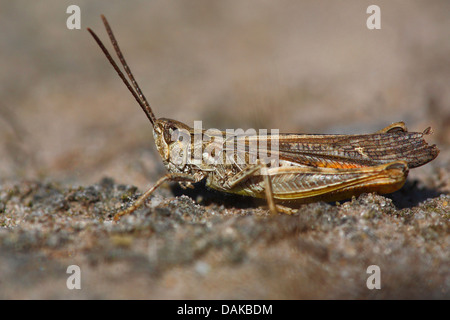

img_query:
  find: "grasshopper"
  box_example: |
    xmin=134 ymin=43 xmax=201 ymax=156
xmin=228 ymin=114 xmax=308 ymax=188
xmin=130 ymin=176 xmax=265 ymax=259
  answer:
xmin=87 ymin=16 xmax=439 ymax=221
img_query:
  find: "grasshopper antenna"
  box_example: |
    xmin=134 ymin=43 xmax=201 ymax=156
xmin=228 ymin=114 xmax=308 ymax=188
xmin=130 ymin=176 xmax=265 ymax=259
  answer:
xmin=87 ymin=15 xmax=157 ymax=126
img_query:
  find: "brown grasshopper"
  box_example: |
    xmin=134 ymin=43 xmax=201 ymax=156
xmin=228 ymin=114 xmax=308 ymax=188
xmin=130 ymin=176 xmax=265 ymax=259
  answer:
xmin=87 ymin=16 xmax=439 ymax=221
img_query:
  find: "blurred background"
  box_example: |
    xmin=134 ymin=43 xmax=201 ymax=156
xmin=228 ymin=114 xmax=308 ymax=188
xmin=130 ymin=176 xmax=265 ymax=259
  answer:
xmin=0 ymin=0 xmax=449 ymax=190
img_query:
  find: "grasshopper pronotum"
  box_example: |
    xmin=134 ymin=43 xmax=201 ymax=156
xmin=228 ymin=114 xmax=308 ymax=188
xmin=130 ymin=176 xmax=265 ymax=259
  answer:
xmin=87 ymin=16 xmax=439 ymax=221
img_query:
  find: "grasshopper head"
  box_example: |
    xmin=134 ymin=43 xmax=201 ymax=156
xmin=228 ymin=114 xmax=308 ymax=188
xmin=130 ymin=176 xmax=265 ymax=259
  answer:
xmin=153 ymin=118 xmax=193 ymax=173
xmin=87 ymin=17 xmax=195 ymax=174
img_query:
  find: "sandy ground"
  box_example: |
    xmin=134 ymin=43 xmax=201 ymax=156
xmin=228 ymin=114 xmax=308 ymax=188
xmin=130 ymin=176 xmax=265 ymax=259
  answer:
xmin=0 ymin=1 xmax=448 ymax=299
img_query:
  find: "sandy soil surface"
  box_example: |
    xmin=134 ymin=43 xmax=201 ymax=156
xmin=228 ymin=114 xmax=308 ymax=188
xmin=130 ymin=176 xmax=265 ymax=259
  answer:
xmin=0 ymin=1 xmax=448 ymax=299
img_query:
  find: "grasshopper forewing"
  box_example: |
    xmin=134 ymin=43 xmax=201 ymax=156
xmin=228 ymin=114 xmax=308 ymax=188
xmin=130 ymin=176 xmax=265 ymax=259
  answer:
xmin=87 ymin=16 xmax=439 ymax=221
